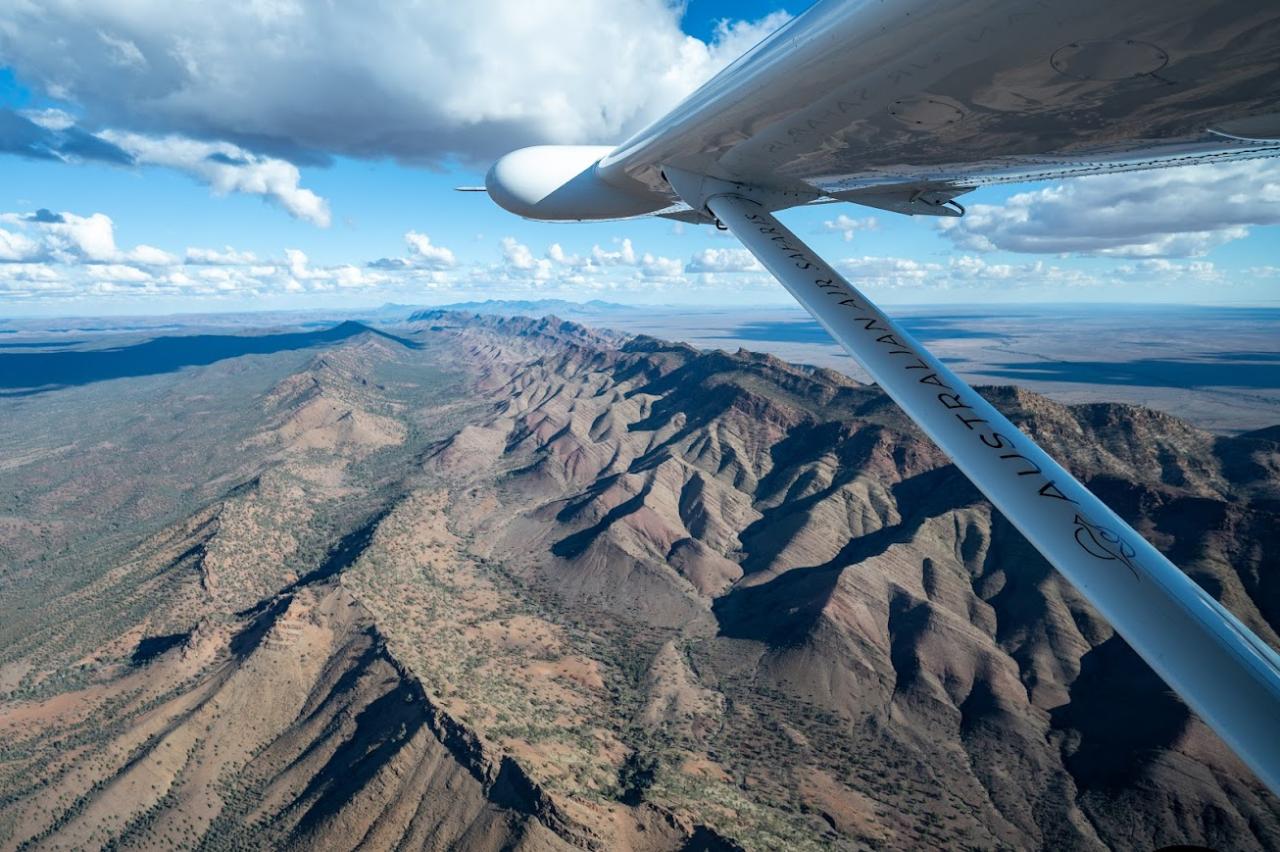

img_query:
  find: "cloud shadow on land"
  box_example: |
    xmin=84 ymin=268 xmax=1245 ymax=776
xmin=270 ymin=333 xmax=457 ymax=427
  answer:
xmin=0 ymin=321 xmax=415 ymax=396
xmin=983 ymin=358 xmax=1280 ymax=390
xmin=721 ymin=317 xmax=1005 ymax=346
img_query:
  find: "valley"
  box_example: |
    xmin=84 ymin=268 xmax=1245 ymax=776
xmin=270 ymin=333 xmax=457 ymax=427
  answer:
xmin=1 ymin=313 xmax=1278 ymax=851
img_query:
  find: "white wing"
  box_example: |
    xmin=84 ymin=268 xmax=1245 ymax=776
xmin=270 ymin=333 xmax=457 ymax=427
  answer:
xmin=598 ymin=0 xmax=1280 ymax=215
xmin=483 ymin=0 xmax=1280 ymax=796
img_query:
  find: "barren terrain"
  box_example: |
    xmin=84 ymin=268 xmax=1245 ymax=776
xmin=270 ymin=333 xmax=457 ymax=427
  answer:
xmin=1 ymin=313 xmax=1278 ymax=850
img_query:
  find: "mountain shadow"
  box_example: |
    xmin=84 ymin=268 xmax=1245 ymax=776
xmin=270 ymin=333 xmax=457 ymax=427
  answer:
xmin=0 ymin=321 xmax=416 ymax=396
xmin=1050 ymin=635 xmax=1190 ymax=790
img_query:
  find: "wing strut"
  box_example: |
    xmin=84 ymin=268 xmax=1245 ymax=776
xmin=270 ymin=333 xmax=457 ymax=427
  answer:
xmin=691 ymin=185 xmax=1280 ymax=795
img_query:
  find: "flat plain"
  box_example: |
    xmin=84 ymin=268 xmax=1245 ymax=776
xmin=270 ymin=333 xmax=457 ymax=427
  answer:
xmin=596 ymin=304 xmax=1280 ymax=434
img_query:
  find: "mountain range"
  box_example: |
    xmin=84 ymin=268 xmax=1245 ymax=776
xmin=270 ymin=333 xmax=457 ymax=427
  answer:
xmin=0 ymin=312 xmax=1277 ymax=851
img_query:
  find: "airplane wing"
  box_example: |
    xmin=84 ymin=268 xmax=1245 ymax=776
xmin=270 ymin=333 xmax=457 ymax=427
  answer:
xmin=598 ymin=0 xmax=1280 ymax=217
xmin=481 ymin=0 xmax=1280 ymax=797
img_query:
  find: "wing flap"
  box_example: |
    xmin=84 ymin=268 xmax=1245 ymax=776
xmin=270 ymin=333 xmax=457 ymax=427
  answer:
xmin=836 ymin=185 xmax=971 ymax=217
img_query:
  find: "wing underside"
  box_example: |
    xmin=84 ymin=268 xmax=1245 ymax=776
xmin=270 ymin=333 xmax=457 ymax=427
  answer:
xmin=600 ymin=0 xmax=1280 ymax=213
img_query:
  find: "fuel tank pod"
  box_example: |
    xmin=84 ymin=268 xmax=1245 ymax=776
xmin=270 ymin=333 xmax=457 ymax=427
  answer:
xmin=485 ymin=145 xmax=668 ymax=221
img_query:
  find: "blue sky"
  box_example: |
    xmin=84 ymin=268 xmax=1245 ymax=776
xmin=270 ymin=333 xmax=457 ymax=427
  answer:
xmin=0 ymin=0 xmax=1278 ymax=316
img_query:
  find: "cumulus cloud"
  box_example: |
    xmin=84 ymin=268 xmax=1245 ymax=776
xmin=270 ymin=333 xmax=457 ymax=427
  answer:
xmin=404 ymin=232 xmax=456 ymax=268
xmin=0 ymin=225 xmax=1243 ymax=305
xmin=91 ymin=263 xmax=153 ymax=282
xmin=0 ymin=4 xmax=792 ymax=228
xmin=937 ymin=161 xmax=1280 ymax=258
xmin=822 ymin=214 xmax=878 ymax=242
xmin=500 ymin=238 xmax=548 ymax=273
xmin=3 ymin=210 xmax=118 ymax=262
xmin=591 ymin=239 xmax=638 ymax=267
xmin=0 ymin=262 xmax=65 ymax=291
xmin=0 ymin=3 xmax=791 ymax=166
xmin=2 ymin=108 xmax=330 ymax=226
xmin=839 ymin=256 xmax=940 ymax=287
xmin=639 ymin=253 xmax=683 ymax=279
xmin=686 ymin=247 xmax=763 ymax=273
xmin=546 ymin=243 xmax=588 ymax=268
xmin=185 ymin=246 xmax=259 ymax=265
xmin=47 ymin=212 xmax=119 ymax=261
xmin=0 ymin=227 xmax=40 ymax=261
xmin=837 ymin=254 xmax=1101 ymax=290
xmin=0 ymin=206 xmax=469 ymax=302
xmin=124 ymin=244 xmax=178 ymax=266
xmin=370 ymin=231 xmax=457 ymax=270
xmin=100 ymin=132 xmax=331 ymax=226
xmin=1113 ymin=259 xmax=1222 ymax=283
xmin=489 ymin=235 xmax=684 ymax=291
xmin=0 ymin=108 xmax=135 ymax=164
xmin=0 ymin=209 xmax=177 ymax=265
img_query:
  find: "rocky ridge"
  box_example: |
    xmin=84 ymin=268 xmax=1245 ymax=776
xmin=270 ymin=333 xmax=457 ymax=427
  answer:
xmin=0 ymin=313 xmax=1277 ymax=851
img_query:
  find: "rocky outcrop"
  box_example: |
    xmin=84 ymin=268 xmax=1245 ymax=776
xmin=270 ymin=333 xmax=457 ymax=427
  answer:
xmin=2 ymin=313 xmax=1277 ymax=851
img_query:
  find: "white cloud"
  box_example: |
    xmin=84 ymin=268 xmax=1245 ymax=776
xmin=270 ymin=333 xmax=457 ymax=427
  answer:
xmin=546 ymin=243 xmax=586 ymax=268
xmin=100 ymin=132 xmax=330 ymax=226
xmin=0 ymin=264 xmax=68 ymax=303
xmin=285 ymin=248 xmax=315 ymax=280
xmin=6 ymin=203 xmax=1245 ymax=308
xmin=500 ymin=237 xmax=537 ymax=270
xmin=686 ymin=247 xmax=762 ymax=273
xmin=0 ymin=4 xmax=788 ymax=228
xmin=0 ymin=3 xmax=791 ymax=166
xmin=1113 ymin=259 xmax=1222 ymax=283
xmin=639 ymin=253 xmax=683 ymax=279
xmin=369 ymin=232 xmax=457 ymax=270
xmin=500 ymin=237 xmax=552 ymax=281
xmin=0 ymin=107 xmax=136 ymax=164
xmin=125 ymin=244 xmax=178 ymax=266
xmin=840 ymin=256 xmax=940 ymax=287
xmin=0 ymin=209 xmax=182 ymax=266
xmin=186 ymin=246 xmax=259 ymax=265
xmin=836 ymin=254 xmax=1102 ymax=291
xmin=0 ymin=5 xmax=792 ymax=228
xmin=275 ymin=248 xmax=402 ymax=293
xmin=545 ymin=239 xmax=648 ymax=272
xmin=0 ymin=264 xmax=73 ymax=303
xmin=404 ymin=231 xmax=456 ymax=268
xmin=0 ymin=110 xmax=329 ymax=225
xmin=20 ymin=108 xmax=76 ymax=132
xmin=938 ymin=161 xmax=1280 ymax=258
xmin=822 ymin=214 xmax=878 ymax=242
xmin=591 ymin=239 xmax=637 ymax=266
xmin=36 ymin=211 xmax=119 ymax=262
xmin=0 ymin=227 xmax=41 ymax=261
xmin=481 ymin=235 xmax=685 ymax=292
xmin=0 ymin=215 xmax=434 ymax=301
xmin=91 ymin=263 xmax=153 ymax=282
